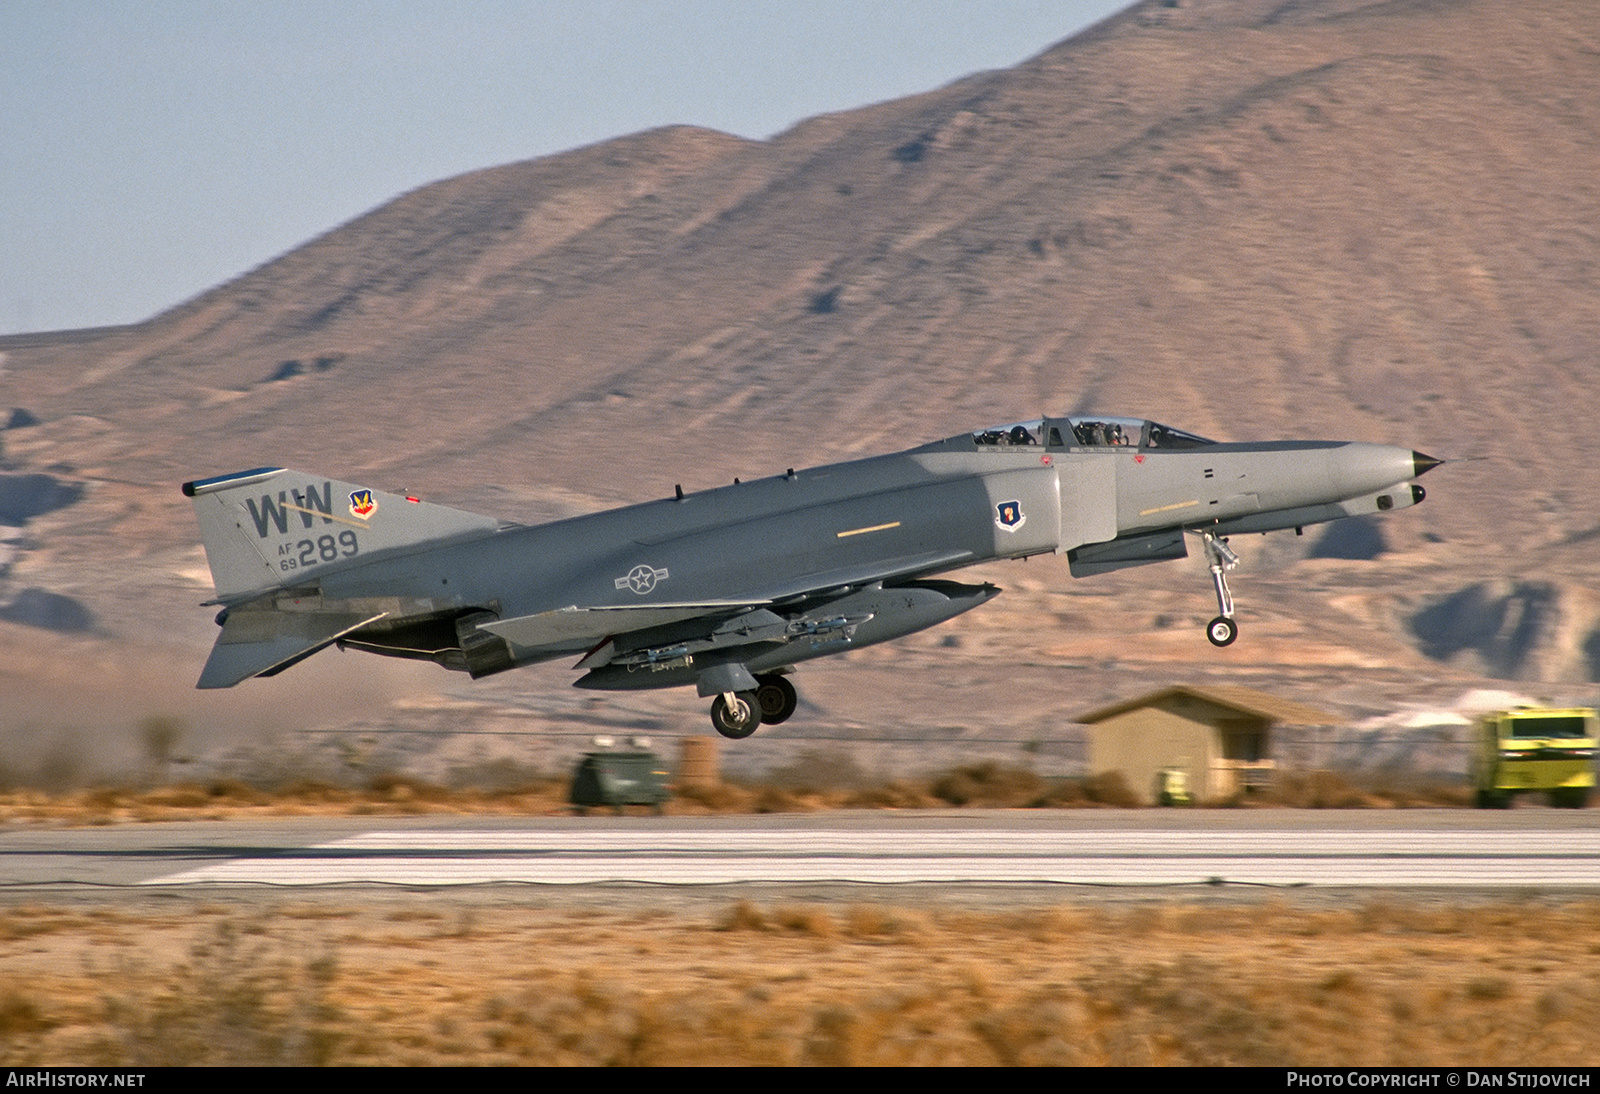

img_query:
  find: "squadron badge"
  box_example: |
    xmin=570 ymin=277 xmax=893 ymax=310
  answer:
xmin=995 ymin=500 xmax=1026 ymax=533
xmin=349 ymin=489 xmax=378 ymax=520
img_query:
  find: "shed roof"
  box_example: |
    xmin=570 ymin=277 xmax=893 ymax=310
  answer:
xmin=1073 ymin=685 xmax=1335 ymax=727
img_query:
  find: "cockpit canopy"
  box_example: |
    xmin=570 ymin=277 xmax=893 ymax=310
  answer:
xmin=966 ymin=416 xmax=1215 ymax=450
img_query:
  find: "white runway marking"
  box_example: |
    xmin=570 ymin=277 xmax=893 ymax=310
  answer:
xmin=141 ymin=828 xmax=1600 ymax=888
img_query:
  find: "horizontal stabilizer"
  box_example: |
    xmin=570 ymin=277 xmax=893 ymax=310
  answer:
xmin=197 ymin=607 xmax=388 ymax=688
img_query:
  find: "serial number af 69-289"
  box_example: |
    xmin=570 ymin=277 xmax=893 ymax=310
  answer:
xmin=278 ymin=531 xmax=360 ymax=571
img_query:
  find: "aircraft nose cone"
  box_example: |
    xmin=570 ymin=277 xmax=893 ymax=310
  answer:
xmin=1412 ymin=451 xmax=1443 ymax=477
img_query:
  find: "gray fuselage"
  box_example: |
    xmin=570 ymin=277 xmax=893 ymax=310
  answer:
xmin=316 ymin=420 xmax=1428 ymax=688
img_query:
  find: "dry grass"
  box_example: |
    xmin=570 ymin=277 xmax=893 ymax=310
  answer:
xmin=0 ymin=776 xmax=576 ymax=825
xmin=3 ymin=897 xmax=1599 ymax=1065
xmin=1227 ymin=770 xmax=1474 ymax=810
xmin=0 ymin=765 xmax=1478 ymax=825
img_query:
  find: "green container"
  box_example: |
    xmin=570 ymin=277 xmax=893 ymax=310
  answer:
xmin=570 ymin=744 xmax=672 ymax=813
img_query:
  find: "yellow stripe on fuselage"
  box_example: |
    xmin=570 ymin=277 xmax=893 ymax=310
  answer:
xmin=1138 ymin=500 xmax=1200 ymax=517
xmin=836 ymin=521 xmax=902 ymax=538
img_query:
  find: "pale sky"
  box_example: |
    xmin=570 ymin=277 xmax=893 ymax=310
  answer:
xmin=0 ymin=2 xmax=1129 ymax=334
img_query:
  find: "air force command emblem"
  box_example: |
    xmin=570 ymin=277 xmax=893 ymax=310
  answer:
xmin=995 ymin=500 xmax=1026 ymax=532
xmin=349 ymin=489 xmax=378 ymax=520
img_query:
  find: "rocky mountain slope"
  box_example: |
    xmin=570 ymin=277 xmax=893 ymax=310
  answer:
xmin=2 ymin=0 xmax=1598 ymax=776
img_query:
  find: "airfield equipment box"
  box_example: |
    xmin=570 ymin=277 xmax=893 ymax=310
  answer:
xmin=569 ymin=738 xmax=672 ymax=814
xmin=1471 ymin=707 xmax=1596 ymax=808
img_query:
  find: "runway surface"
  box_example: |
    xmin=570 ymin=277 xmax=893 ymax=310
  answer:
xmin=3 ymin=811 xmax=1599 ymax=893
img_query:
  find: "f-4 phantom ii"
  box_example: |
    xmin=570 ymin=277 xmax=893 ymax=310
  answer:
xmin=184 ymin=415 xmax=1440 ymax=738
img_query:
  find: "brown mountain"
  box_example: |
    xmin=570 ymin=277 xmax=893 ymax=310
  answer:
xmin=3 ymin=0 xmax=1598 ymax=775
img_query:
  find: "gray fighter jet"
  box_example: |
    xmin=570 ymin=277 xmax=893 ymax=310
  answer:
xmin=184 ymin=415 xmax=1440 ymax=737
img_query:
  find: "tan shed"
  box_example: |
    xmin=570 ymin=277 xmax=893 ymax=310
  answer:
xmin=1074 ymin=685 xmax=1334 ymax=805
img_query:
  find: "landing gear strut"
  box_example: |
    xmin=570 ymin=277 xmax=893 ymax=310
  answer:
xmin=1201 ymin=531 xmax=1240 ymax=647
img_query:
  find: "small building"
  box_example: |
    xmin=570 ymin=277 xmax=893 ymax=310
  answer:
xmin=1074 ymin=685 xmax=1334 ymax=805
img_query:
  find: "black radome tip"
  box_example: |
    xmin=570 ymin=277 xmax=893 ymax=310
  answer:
xmin=1412 ymin=451 xmax=1443 ymax=477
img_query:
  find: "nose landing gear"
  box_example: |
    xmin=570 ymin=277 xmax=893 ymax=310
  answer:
xmin=1200 ymin=531 xmax=1240 ymax=647
xmin=1206 ymin=614 xmax=1238 ymax=647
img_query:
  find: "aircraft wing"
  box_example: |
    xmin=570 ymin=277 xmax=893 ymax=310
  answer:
xmin=745 ymin=547 xmax=973 ymax=603
xmin=480 ymin=546 xmax=976 ymax=654
xmin=480 ymin=602 xmax=764 ymax=649
xmin=198 ymin=606 xmax=390 ymax=689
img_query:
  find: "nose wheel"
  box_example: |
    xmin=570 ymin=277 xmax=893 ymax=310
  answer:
xmin=1206 ymin=615 xmax=1238 ymax=647
xmin=1199 ymin=531 xmax=1240 ymax=647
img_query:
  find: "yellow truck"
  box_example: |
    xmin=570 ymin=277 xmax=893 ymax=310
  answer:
xmin=1472 ymin=706 xmax=1597 ymax=808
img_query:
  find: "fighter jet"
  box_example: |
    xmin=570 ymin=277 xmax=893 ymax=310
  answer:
xmin=184 ymin=415 xmax=1440 ymax=737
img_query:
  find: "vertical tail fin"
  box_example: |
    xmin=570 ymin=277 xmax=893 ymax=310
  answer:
xmin=183 ymin=467 xmax=499 ymax=600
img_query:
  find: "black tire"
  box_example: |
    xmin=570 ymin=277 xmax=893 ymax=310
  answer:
xmin=711 ymin=691 xmax=762 ymax=739
xmin=1206 ymin=616 xmax=1238 ymax=647
xmin=753 ymin=674 xmax=798 ymax=725
xmin=1551 ymin=787 xmax=1591 ymax=809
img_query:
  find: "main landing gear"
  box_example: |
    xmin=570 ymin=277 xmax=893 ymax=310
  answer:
xmin=1200 ymin=531 xmax=1240 ymax=648
xmin=710 ymin=673 xmax=797 ymax=739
